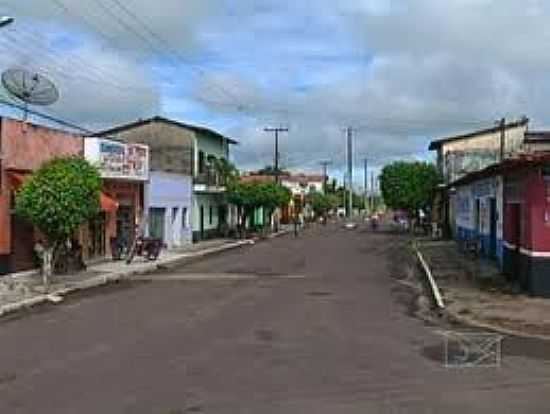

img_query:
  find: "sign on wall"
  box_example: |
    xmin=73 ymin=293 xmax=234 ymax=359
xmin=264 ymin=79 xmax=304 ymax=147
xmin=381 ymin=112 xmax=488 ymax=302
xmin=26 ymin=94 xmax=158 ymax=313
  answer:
xmin=85 ymin=138 xmax=149 ymax=181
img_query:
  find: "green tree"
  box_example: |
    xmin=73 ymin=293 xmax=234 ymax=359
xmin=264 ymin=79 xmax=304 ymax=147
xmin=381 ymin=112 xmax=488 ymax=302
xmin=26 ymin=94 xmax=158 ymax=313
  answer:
xmin=379 ymin=161 xmax=440 ymax=218
xmin=15 ymin=157 xmax=102 ymax=284
xmin=257 ymin=165 xmax=290 ymax=176
xmin=227 ymin=181 xmax=290 ymax=237
xmin=308 ymin=191 xmax=338 ymax=218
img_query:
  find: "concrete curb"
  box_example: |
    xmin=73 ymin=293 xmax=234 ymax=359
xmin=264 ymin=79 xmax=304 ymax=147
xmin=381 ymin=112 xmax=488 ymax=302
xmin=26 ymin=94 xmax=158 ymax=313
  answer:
xmin=0 ymin=239 xmax=255 ymax=319
xmin=446 ymin=308 xmax=550 ymax=342
xmin=413 ymin=243 xmax=445 ymax=310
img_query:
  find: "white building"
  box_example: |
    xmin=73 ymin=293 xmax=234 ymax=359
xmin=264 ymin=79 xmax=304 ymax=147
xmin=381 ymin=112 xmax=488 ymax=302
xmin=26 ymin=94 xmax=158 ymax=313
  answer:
xmin=145 ymin=172 xmax=192 ymax=249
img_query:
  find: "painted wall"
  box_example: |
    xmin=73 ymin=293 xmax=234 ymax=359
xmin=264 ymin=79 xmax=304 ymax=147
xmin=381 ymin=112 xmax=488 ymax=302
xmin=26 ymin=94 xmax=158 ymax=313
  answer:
xmin=453 ymin=176 xmax=504 ymax=265
xmin=192 ymin=193 xmax=224 ymax=238
xmin=440 ymin=125 xmax=527 ymax=183
xmin=144 ymin=171 xmax=192 ymax=248
xmin=0 ymin=118 xmax=83 ymax=256
xmin=109 ymin=121 xmax=195 ymax=175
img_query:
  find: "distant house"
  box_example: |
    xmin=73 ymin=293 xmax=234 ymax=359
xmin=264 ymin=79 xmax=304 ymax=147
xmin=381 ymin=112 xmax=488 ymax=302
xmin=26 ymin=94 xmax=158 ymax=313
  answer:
xmin=96 ymin=116 xmax=237 ymax=244
xmin=241 ymin=172 xmax=326 ymax=223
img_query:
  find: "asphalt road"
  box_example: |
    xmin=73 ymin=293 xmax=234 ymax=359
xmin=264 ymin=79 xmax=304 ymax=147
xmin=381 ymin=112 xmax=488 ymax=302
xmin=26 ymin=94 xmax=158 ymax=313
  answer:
xmin=1 ymin=223 xmax=550 ymax=413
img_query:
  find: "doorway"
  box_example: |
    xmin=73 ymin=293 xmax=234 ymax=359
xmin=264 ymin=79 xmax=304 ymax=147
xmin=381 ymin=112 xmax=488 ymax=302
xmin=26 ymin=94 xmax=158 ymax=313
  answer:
xmin=148 ymin=207 xmax=166 ymax=241
xmin=507 ymin=203 xmax=521 ymax=283
xmin=200 ymin=205 xmax=205 ymax=240
xmin=489 ymin=198 xmax=497 ymax=259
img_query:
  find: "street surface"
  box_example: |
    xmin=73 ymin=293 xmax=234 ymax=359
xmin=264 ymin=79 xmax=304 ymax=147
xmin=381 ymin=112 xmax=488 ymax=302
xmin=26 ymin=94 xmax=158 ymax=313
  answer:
xmin=1 ymin=224 xmax=550 ymax=413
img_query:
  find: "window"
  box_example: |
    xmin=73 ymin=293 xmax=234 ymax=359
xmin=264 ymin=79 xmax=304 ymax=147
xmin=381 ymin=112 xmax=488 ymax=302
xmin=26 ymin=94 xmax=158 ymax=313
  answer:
xmin=209 ymin=205 xmax=213 ymax=224
xmin=198 ymin=150 xmax=206 ymax=174
xmin=172 ymin=207 xmax=178 ymax=225
xmin=181 ymin=207 xmax=187 ymax=228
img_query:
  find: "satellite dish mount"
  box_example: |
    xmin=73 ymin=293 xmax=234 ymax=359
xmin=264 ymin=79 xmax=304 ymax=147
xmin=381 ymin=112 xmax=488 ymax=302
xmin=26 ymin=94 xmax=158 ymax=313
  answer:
xmin=1 ymin=68 xmax=59 ymax=121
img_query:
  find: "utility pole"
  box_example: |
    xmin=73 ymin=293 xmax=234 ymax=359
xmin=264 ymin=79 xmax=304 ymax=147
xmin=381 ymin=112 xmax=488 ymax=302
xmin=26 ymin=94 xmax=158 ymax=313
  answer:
xmin=370 ymin=172 xmax=375 ymax=212
xmin=264 ymin=127 xmax=288 ymax=184
xmin=346 ymin=127 xmax=353 ymax=218
xmin=363 ymin=158 xmax=368 ymax=214
xmin=499 ymin=117 xmax=506 ymax=161
xmin=319 ymin=160 xmax=331 ymax=193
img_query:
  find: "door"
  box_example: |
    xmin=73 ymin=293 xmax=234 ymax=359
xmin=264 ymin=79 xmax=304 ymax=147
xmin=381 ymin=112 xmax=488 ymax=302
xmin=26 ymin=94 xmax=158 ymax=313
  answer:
xmin=489 ymin=198 xmax=497 ymax=259
xmin=88 ymin=213 xmax=106 ymax=258
xmin=10 ymin=215 xmax=35 ymax=272
xmin=116 ymin=206 xmax=134 ymax=246
xmin=148 ymin=207 xmax=166 ymax=241
xmin=199 ymin=205 xmax=205 ymax=240
xmin=507 ymin=203 xmax=521 ymax=283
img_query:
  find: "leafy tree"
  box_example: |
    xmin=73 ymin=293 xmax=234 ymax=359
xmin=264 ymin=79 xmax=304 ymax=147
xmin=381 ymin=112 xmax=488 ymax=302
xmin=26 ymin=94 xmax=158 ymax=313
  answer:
xmin=227 ymin=181 xmax=290 ymax=237
xmin=15 ymin=157 xmax=102 ymax=284
xmin=379 ymin=161 xmax=440 ymax=217
xmin=308 ymin=191 xmax=338 ymax=218
xmin=257 ymin=165 xmax=290 ymax=177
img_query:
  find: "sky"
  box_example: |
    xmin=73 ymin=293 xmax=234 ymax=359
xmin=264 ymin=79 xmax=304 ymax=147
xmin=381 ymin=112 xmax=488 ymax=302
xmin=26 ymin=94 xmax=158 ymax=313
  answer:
xmin=0 ymin=0 xmax=549 ymax=187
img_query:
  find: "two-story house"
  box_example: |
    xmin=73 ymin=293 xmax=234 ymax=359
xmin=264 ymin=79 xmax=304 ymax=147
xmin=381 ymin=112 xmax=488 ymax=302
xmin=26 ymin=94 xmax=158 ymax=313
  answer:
xmin=96 ymin=116 xmax=237 ymax=244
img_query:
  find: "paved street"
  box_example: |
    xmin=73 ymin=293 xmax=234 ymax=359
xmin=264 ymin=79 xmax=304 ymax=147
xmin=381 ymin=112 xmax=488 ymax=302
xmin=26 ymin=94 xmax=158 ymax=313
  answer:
xmin=1 ymin=224 xmax=550 ymax=413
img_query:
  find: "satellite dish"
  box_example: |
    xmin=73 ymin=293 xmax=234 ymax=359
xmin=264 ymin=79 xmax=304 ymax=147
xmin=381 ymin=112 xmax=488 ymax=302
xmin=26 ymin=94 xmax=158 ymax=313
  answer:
xmin=1 ymin=68 xmax=59 ymax=120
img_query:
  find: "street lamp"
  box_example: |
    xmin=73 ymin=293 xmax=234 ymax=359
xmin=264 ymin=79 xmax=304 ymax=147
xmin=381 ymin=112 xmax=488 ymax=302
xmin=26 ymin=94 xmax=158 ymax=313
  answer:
xmin=0 ymin=16 xmax=14 ymax=28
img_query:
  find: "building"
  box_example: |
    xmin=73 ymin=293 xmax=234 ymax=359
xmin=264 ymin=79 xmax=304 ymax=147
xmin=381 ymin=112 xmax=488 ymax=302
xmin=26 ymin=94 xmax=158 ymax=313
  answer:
xmin=0 ymin=118 xmax=84 ymax=274
xmin=83 ymin=137 xmax=149 ymax=258
xmin=429 ymin=118 xmax=529 ymax=184
xmin=429 ymin=118 xmax=529 ymax=235
xmin=449 ymin=153 xmax=550 ymax=297
xmin=280 ymin=174 xmax=325 ymax=221
xmin=241 ymin=172 xmax=326 ymax=223
xmin=96 ymin=116 xmax=237 ymax=243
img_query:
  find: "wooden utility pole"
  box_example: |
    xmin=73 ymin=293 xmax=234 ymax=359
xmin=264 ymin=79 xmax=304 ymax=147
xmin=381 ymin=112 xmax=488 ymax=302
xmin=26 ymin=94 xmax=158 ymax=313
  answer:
xmin=264 ymin=127 xmax=288 ymax=183
xmin=363 ymin=158 xmax=368 ymax=213
xmin=499 ymin=117 xmax=506 ymax=161
xmin=346 ymin=127 xmax=353 ymax=218
xmin=319 ymin=160 xmax=331 ymax=193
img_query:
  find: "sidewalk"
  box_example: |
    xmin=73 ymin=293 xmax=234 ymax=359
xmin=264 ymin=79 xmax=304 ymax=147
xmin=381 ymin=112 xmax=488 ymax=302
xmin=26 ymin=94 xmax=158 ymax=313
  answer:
xmin=417 ymin=239 xmax=550 ymax=340
xmin=0 ymin=238 xmax=255 ymax=317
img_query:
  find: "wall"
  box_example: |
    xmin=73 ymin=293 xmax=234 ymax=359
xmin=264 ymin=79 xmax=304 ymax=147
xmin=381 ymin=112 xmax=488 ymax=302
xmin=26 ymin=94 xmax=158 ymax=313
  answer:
xmin=192 ymin=193 xmax=224 ymax=240
xmin=453 ymin=176 xmax=504 ymax=265
xmin=109 ymin=121 xmax=195 ymax=175
xmin=145 ymin=171 xmax=192 ymax=248
xmin=441 ymin=125 xmax=527 ymax=183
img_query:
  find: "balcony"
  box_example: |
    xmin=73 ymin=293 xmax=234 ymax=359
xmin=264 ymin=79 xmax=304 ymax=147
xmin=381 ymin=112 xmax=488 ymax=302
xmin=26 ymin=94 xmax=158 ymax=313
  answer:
xmin=193 ymin=168 xmax=226 ymax=193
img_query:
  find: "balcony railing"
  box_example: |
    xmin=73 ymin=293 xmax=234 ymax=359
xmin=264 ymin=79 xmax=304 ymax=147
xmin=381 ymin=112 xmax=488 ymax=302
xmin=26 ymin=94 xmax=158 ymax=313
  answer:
xmin=194 ymin=168 xmax=226 ymax=188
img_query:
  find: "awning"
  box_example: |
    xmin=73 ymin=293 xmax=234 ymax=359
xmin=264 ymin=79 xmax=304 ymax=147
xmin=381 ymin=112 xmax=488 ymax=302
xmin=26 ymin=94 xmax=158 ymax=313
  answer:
xmin=100 ymin=192 xmax=119 ymax=213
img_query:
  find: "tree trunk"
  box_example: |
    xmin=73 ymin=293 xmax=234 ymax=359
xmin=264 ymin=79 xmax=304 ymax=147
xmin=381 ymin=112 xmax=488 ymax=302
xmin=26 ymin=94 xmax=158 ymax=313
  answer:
xmin=42 ymin=246 xmax=53 ymax=288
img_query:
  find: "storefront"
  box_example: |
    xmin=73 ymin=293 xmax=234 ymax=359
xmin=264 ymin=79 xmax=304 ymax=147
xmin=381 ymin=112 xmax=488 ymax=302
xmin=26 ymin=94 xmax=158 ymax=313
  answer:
xmin=84 ymin=137 xmax=149 ymax=259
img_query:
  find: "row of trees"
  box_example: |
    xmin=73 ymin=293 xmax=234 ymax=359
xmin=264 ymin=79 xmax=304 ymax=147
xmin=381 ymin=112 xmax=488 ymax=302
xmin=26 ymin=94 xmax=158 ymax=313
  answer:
xmin=226 ymin=181 xmax=291 ymax=236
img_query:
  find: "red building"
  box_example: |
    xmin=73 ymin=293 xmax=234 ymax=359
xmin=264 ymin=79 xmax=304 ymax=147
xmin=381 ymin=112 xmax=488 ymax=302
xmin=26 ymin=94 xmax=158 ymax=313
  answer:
xmin=501 ymin=154 xmax=550 ymax=296
xmin=452 ymin=153 xmax=550 ymax=296
xmin=0 ymin=118 xmax=83 ymax=274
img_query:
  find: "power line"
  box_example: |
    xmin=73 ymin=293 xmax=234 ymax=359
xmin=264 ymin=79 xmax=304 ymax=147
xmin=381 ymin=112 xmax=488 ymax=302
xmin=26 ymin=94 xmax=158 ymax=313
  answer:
xmin=0 ymin=99 xmax=93 ymax=133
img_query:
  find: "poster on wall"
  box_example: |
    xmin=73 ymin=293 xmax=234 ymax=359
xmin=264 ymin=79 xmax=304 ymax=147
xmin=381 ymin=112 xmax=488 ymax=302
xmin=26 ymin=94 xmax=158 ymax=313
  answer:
xmin=86 ymin=138 xmax=149 ymax=181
